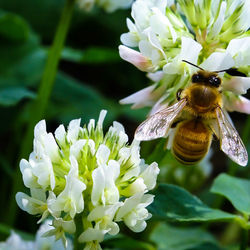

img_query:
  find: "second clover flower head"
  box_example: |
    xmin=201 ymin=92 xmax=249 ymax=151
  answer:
xmin=119 ymin=0 xmax=250 ymax=115
xmin=16 ymin=110 xmax=159 ymax=249
xmin=77 ymin=0 xmax=133 ymax=12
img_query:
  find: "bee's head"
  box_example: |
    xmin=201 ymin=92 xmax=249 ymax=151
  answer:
xmin=183 ymin=60 xmax=247 ymax=88
xmin=191 ymin=71 xmax=221 ymax=87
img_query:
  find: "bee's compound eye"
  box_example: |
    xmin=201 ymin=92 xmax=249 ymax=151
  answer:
xmin=208 ymin=76 xmax=221 ymax=87
xmin=192 ymin=73 xmax=202 ymax=83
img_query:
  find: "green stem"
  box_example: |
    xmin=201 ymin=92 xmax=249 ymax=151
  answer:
xmin=73 ymin=214 xmax=84 ymax=250
xmin=7 ymin=0 xmax=76 ymax=226
xmin=22 ymin=0 xmax=76 ymax=158
xmin=240 ymin=229 xmax=248 ymax=250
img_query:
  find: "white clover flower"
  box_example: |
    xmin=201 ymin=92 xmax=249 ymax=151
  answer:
xmin=0 ymin=232 xmax=34 ymax=250
xmin=115 ymin=192 xmax=154 ymax=232
xmin=0 ymin=220 xmax=72 ymax=250
xmin=77 ymin=0 xmax=133 ymax=12
xmin=120 ymin=0 xmax=250 ymax=115
xmin=16 ymin=110 xmax=159 ymax=249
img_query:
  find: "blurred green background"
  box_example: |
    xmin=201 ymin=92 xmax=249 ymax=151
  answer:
xmin=0 ymin=0 xmax=249 ymax=249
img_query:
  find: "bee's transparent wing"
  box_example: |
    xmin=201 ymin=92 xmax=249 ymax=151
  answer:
xmin=135 ymin=98 xmax=187 ymax=141
xmin=215 ymin=107 xmax=248 ymax=166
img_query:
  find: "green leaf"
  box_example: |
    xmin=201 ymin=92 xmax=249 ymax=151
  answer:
xmin=50 ymin=72 xmax=119 ymax=124
xmin=150 ymin=223 xmax=223 ymax=250
xmin=0 ymin=11 xmax=30 ymax=42
xmin=0 ymin=223 xmax=34 ymax=240
xmin=211 ymin=173 xmax=250 ymax=215
xmin=0 ymin=29 xmax=42 ymax=79
xmin=0 ymin=153 xmax=14 ymax=177
xmin=149 ymin=184 xmax=237 ymax=222
xmin=103 ymin=234 xmax=154 ymax=250
xmin=61 ymin=46 xmax=120 ymax=64
xmin=0 ymin=87 xmax=36 ymax=106
xmin=186 ymin=242 xmax=224 ymax=250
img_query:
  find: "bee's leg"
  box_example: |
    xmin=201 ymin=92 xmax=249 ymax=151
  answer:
xmin=176 ymin=89 xmax=183 ymax=101
xmin=212 ymin=134 xmax=218 ymax=140
xmin=171 ymin=120 xmax=180 ymax=128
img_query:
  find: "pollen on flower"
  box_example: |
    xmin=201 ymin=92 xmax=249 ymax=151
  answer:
xmin=16 ymin=110 xmax=159 ymax=249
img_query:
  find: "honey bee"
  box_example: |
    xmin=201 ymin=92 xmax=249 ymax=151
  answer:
xmin=135 ymin=61 xmax=248 ymax=166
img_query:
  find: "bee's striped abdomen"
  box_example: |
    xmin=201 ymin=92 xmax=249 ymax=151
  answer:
xmin=172 ymin=120 xmax=212 ymax=165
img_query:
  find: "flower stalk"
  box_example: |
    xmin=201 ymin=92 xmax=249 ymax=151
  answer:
xmin=8 ymin=0 xmax=76 ymax=226
xmin=240 ymin=228 xmax=248 ymax=250
xmin=73 ymin=214 xmax=84 ymax=250
xmin=22 ymin=0 xmax=76 ymax=158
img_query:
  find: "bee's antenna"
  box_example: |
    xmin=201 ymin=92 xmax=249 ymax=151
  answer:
xmin=182 ymin=60 xmax=204 ymax=71
xmin=214 ymin=68 xmax=247 ymax=77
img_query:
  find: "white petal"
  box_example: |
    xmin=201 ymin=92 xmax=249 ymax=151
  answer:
xmin=224 ymin=95 xmax=250 ymax=114
xmin=126 ymin=17 xmax=137 ymax=32
xmin=78 ymin=0 xmax=95 ymax=11
xmin=227 ymin=37 xmax=250 ymax=67
xmin=119 ymin=85 xmax=156 ymax=109
xmin=179 ymin=37 xmax=202 ymax=64
xmin=87 ymin=119 xmax=95 ymax=132
xmin=20 ymin=159 xmax=39 ymax=189
xmin=129 ymin=219 xmax=147 ymax=233
xmin=34 ymin=120 xmax=46 ymax=139
xmin=209 ymin=1 xmax=226 ymax=38
xmin=1 ymin=231 xmax=34 ymax=250
xmin=32 ymin=155 xmax=55 ymax=190
xmin=101 ymin=0 xmax=133 ymax=12
xmin=141 ymin=194 xmax=155 ymax=206
xmin=119 ymin=45 xmax=154 ymax=72
xmin=227 ymin=37 xmax=250 ymax=57
xmin=15 ymin=192 xmax=46 ymax=215
xmin=115 ymin=192 xmax=143 ymax=221
xmin=121 ymin=19 xmax=139 ymax=47
xmin=108 ymin=160 xmax=120 ymax=180
xmin=148 ymin=28 xmax=165 ymax=56
xmin=55 ymin=125 xmax=66 ymax=147
xmin=91 ymin=166 xmax=105 ymax=206
xmin=96 ymin=144 xmax=110 ymax=165
xmin=223 ymin=77 xmax=250 ymax=95
xmin=103 ymin=167 xmax=120 ymax=204
xmin=30 ymin=188 xmax=46 ymax=201
xmin=88 ymin=139 xmax=96 ymax=155
xmin=67 ymin=119 xmax=81 ymax=143
xmin=88 ymin=203 xmax=122 ymax=221
xmin=140 ymin=162 xmax=160 ymax=190
xmin=121 ymin=33 xmax=139 ymax=48
xmin=70 ymin=139 xmax=86 ymax=158
xmin=78 ymin=228 xmax=107 ymax=243
xmin=150 ymin=7 xmax=177 ymax=42
xmin=44 ymin=133 xmax=60 ymax=163
xmin=147 ymin=71 xmax=164 ymax=82
xmin=200 ymin=52 xmax=234 ymax=71
xmin=121 ymin=177 xmax=147 ymax=196
xmin=108 ymin=221 xmax=120 ymax=235
xmin=163 ymin=59 xmax=181 ymax=75
xmin=97 ymin=110 xmax=107 ymax=128
xmin=53 ymin=218 xmax=76 ymax=234
xmin=150 ymin=96 xmax=169 ymax=115
xmin=51 ymin=157 xmax=86 ymax=218
xmin=112 ymin=121 xmax=125 ymax=133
